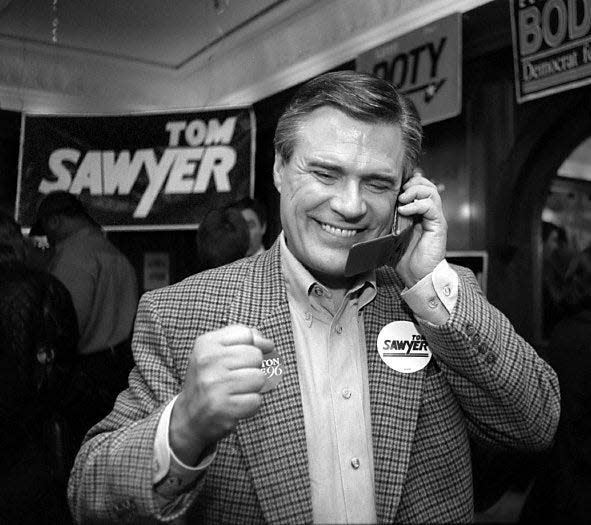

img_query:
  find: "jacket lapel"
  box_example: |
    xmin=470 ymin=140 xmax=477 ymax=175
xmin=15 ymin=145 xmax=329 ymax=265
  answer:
xmin=228 ymin=243 xmax=313 ymax=524
xmin=365 ymin=272 xmax=424 ymax=523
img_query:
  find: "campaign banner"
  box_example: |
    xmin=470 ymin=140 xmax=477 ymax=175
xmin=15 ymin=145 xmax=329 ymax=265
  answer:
xmin=510 ymin=0 xmax=591 ymax=103
xmin=356 ymin=12 xmax=462 ymax=125
xmin=17 ymin=107 xmax=255 ymax=230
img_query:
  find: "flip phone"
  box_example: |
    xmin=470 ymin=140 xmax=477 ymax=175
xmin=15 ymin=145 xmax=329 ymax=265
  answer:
xmin=344 ymin=207 xmax=419 ymax=277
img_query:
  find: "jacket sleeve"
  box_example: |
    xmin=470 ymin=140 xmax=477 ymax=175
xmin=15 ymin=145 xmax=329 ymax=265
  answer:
xmin=417 ymin=266 xmax=560 ymax=451
xmin=67 ymin=291 xmax=204 ymax=523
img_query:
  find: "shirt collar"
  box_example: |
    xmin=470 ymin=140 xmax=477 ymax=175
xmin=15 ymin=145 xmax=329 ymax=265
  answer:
xmin=279 ymin=232 xmax=376 ymax=312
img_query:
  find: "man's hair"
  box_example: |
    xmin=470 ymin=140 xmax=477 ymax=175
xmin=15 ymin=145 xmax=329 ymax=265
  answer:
xmin=196 ymin=207 xmax=250 ymax=271
xmin=232 ymin=197 xmax=267 ymax=227
xmin=31 ymin=191 xmax=99 ymax=236
xmin=0 ymin=211 xmax=27 ymax=264
xmin=274 ymin=70 xmax=423 ymax=182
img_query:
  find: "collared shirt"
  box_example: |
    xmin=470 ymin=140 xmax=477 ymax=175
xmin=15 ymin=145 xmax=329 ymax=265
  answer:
xmin=152 ymin=235 xmax=459 ymax=521
xmin=49 ymin=226 xmax=138 ymax=355
xmin=280 ymin=234 xmax=378 ymax=523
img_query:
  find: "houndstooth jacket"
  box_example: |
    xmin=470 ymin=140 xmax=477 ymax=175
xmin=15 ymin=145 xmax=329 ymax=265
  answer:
xmin=68 ymin=239 xmax=560 ymax=524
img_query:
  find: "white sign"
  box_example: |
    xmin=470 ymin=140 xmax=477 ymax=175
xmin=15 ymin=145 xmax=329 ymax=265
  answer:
xmin=357 ymin=13 xmax=462 ymax=125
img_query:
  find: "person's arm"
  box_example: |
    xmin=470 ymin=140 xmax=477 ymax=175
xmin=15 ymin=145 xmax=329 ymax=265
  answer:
xmin=394 ymin=174 xmax=559 ymax=450
xmin=413 ymin=265 xmax=560 ymax=450
xmin=68 ymin=289 xmax=273 ymax=522
xmin=68 ymin=292 xmax=203 ymax=523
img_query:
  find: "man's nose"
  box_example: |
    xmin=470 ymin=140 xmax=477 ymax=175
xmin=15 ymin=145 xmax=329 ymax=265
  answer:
xmin=329 ymin=180 xmax=367 ymax=219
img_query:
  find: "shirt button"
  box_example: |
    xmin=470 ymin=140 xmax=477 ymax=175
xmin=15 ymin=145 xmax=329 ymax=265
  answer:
xmin=314 ymin=286 xmax=323 ymax=297
xmin=304 ymin=312 xmax=311 ymax=320
xmin=428 ymin=298 xmax=438 ymax=309
xmin=350 ymin=457 xmax=360 ymax=469
xmin=335 ymin=325 xmax=343 ymax=334
xmin=465 ymin=323 xmax=476 ymax=336
xmin=443 ymin=285 xmax=451 ymax=296
xmin=342 ymin=388 xmax=352 ymax=399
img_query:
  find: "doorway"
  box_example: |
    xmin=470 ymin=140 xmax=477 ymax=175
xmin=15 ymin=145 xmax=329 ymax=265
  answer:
xmin=540 ymin=139 xmax=591 ymax=343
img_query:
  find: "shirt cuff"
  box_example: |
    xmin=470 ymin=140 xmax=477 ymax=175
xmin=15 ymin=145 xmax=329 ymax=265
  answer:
xmin=400 ymin=259 xmax=459 ymax=325
xmin=153 ymin=395 xmax=216 ymax=498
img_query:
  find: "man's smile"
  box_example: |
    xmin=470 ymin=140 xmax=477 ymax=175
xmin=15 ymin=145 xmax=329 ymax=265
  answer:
xmin=317 ymin=220 xmax=362 ymax=238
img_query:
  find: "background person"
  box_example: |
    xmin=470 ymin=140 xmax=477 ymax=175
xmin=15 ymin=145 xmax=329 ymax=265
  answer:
xmin=231 ymin=196 xmax=268 ymax=255
xmin=68 ymin=71 xmax=559 ymax=524
xmin=31 ymin=191 xmax=139 ymax=433
xmin=0 ymin=211 xmax=79 ymax=524
xmin=195 ymin=206 xmax=250 ymax=271
xmin=541 ymin=221 xmax=571 ymax=337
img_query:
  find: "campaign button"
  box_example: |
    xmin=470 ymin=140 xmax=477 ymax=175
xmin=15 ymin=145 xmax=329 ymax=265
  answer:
xmin=377 ymin=320 xmax=431 ymax=373
xmin=260 ymin=350 xmax=284 ymax=393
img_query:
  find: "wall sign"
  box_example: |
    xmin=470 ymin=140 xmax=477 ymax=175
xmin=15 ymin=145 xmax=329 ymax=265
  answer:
xmin=510 ymin=0 xmax=591 ymax=103
xmin=356 ymin=12 xmax=462 ymax=125
xmin=17 ymin=107 xmax=255 ymax=230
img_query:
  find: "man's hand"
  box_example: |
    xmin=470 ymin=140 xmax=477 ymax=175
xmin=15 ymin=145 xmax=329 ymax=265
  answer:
xmin=395 ymin=174 xmax=447 ymax=287
xmin=169 ymin=324 xmax=274 ymax=465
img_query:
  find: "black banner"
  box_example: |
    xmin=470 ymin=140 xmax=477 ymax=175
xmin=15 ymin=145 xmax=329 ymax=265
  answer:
xmin=17 ymin=107 xmax=255 ymax=229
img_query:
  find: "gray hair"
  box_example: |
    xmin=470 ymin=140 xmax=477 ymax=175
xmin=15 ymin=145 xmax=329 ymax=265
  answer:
xmin=274 ymin=70 xmax=423 ymax=182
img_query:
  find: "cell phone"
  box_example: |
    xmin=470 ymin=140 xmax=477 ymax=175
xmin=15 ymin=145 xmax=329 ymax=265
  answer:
xmin=344 ymin=207 xmax=419 ymax=277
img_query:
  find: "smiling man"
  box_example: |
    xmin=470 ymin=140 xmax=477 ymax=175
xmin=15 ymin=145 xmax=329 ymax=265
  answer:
xmin=69 ymin=71 xmax=559 ymax=524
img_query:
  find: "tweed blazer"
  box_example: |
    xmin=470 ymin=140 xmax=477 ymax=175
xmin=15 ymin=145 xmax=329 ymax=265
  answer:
xmin=68 ymin=239 xmax=560 ymax=524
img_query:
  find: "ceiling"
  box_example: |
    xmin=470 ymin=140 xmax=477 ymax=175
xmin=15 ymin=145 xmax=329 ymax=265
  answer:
xmin=0 ymin=0 xmax=493 ymax=113
xmin=0 ymin=0 xmax=284 ymax=69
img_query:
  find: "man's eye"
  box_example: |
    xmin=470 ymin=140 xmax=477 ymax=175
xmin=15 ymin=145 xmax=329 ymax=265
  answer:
xmin=366 ymin=181 xmax=392 ymax=192
xmin=312 ymin=170 xmax=336 ymax=182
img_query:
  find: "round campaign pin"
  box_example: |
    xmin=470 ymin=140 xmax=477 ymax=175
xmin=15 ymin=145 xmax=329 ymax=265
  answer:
xmin=377 ymin=321 xmax=431 ymax=373
xmin=260 ymin=350 xmax=284 ymax=393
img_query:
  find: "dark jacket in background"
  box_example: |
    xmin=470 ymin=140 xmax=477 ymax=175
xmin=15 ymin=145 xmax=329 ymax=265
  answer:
xmin=521 ymin=309 xmax=591 ymax=525
xmin=0 ymin=261 xmax=79 ymax=524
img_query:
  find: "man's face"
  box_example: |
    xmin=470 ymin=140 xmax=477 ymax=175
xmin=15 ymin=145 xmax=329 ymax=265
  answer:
xmin=273 ymin=106 xmax=403 ymax=288
xmin=240 ymin=208 xmax=266 ymax=256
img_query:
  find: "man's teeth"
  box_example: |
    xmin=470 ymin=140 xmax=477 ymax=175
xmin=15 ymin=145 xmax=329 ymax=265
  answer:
xmin=320 ymin=223 xmax=357 ymax=237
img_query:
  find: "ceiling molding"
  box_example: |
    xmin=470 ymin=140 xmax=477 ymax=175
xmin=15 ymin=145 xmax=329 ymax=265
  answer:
xmin=0 ymin=0 xmax=494 ymax=113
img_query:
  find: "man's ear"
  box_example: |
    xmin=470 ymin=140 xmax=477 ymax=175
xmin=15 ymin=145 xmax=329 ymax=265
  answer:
xmin=273 ymin=152 xmax=285 ymax=194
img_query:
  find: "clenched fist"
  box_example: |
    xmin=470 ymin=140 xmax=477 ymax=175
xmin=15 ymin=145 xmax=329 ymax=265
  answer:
xmin=169 ymin=324 xmax=274 ymax=465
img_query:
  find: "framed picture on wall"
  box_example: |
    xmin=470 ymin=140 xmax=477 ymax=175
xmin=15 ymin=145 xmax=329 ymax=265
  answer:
xmin=446 ymin=250 xmax=488 ymax=296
